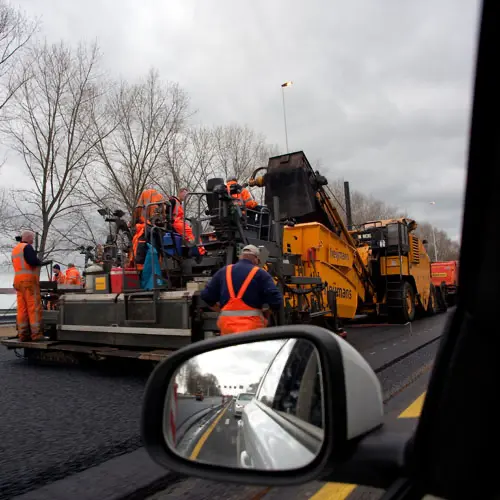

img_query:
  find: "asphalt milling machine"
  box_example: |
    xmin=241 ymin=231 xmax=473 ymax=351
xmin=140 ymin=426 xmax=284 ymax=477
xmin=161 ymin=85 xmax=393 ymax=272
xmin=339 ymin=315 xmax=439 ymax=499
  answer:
xmin=1 ymin=151 xmax=446 ymax=364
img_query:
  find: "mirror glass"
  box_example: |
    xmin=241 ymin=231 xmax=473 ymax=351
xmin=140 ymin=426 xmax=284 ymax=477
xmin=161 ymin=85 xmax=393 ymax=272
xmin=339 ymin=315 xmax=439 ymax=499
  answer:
xmin=162 ymin=338 xmax=325 ymax=471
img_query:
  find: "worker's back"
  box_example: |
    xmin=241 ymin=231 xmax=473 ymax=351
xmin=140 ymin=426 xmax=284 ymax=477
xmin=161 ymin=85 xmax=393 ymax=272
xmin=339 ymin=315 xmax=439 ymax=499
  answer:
xmin=65 ymin=267 xmax=81 ymax=285
xmin=218 ymin=260 xmax=273 ymax=310
xmin=201 ymin=253 xmax=282 ymax=336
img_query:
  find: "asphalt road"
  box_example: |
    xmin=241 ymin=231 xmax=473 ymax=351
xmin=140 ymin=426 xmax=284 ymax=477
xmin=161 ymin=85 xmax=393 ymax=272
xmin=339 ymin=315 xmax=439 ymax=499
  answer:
xmin=177 ymin=396 xmax=223 ymax=429
xmin=0 ymin=353 xmax=148 ymax=499
xmin=191 ymin=400 xmax=240 ymax=468
xmin=0 ymin=309 xmax=453 ymax=499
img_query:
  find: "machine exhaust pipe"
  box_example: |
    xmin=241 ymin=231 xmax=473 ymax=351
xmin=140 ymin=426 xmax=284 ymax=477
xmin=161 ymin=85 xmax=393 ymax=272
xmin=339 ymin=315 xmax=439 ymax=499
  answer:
xmin=344 ymin=181 xmax=353 ymax=230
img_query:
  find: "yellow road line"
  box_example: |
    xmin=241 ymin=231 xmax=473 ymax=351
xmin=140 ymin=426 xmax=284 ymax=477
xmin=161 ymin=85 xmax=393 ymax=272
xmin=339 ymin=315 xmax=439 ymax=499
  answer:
xmin=189 ymin=404 xmax=229 ymax=460
xmin=309 ymin=483 xmax=357 ymax=499
xmin=309 ymin=391 xmax=427 ymax=499
xmin=398 ymin=392 xmax=426 ymax=418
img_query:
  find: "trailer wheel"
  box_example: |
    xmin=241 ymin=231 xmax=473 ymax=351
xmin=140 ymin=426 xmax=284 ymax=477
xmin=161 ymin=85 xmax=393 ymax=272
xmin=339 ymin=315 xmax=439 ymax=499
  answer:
xmin=436 ymin=284 xmax=448 ymax=312
xmin=388 ymin=281 xmax=416 ymax=323
xmin=426 ymin=284 xmax=439 ymax=316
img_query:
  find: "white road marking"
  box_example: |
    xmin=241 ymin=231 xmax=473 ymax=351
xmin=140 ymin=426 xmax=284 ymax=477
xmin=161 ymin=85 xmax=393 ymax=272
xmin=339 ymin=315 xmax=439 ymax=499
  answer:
xmin=225 ymin=419 xmax=229 ymax=425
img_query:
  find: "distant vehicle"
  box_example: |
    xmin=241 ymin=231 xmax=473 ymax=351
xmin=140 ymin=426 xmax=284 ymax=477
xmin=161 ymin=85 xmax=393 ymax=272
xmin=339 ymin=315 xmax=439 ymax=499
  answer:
xmin=431 ymin=260 xmax=459 ymax=306
xmin=195 ymin=391 xmax=204 ymax=401
xmin=234 ymin=393 xmax=255 ymax=417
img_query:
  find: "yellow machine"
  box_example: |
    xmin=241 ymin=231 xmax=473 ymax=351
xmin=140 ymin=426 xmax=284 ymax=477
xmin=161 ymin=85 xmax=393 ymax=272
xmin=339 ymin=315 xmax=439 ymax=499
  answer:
xmin=249 ymin=151 xmax=442 ymax=325
xmin=351 ymin=218 xmax=439 ymax=322
xmin=249 ymin=151 xmax=376 ymax=328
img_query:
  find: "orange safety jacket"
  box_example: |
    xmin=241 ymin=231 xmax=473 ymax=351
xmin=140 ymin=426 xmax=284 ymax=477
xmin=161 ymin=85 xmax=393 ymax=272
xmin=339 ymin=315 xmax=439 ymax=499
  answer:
xmin=65 ymin=267 xmax=82 ymax=285
xmin=226 ymin=181 xmax=258 ymax=210
xmin=216 ymin=264 xmax=267 ymax=335
xmin=134 ymin=189 xmax=165 ymax=224
xmin=132 ymin=222 xmax=147 ymax=271
xmin=52 ymin=272 xmax=65 ymax=284
xmin=11 ymin=243 xmax=39 ymax=285
xmin=170 ymin=196 xmax=207 ymax=255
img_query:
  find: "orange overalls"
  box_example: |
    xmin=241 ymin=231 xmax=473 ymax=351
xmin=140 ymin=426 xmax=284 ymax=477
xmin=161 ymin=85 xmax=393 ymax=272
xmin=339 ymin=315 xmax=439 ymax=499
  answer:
xmin=11 ymin=243 xmax=43 ymax=341
xmin=171 ymin=197 xmax=207 ymax=255
xmin=216 ymin=264 xmax=268 ymax=335
xmin=65 ymin=267 xmax=82 ymax=285
xmin=132 ymin=189 xmax=166 ymax=270
xmin=226 ymin=181 xmax=258 ymax=210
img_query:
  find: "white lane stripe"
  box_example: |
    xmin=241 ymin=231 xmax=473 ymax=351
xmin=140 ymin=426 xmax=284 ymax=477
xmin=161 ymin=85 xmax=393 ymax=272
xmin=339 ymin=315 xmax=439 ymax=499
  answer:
xmin=225 ymin=419 xmax=229 ymax=425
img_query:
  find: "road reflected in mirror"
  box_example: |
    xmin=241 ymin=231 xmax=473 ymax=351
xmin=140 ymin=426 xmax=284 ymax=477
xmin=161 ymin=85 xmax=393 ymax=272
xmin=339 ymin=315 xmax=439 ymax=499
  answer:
xmin=163 ymin=338 xmax=325 ymax=471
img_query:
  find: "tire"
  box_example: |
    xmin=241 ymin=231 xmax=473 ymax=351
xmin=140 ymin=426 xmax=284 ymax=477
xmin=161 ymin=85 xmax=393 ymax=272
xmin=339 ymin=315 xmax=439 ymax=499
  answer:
xmin=436 ymin=285 xmax=448 ymax=313
xmin=388 ymin=281 xmax=416 ymax=323
xmin=426 ymin=284 xmax=439 ymax=316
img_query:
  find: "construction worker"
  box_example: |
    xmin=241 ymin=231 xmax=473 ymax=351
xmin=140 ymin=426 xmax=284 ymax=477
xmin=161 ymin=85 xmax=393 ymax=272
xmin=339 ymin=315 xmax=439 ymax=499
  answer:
xmin=226 ymin=177 xmax=258 ymax=211
xmin=170 ymin=188 xmax=207 ymax=256
xmin=132 ymin=188 xmax=166 ymax=271
xmin=200 ymin=245 xmax=282 ymax=335
xmin=65 ymin=263 xmax=82 ymax=285
xmin=52 ymin=264 xmax=65 ymax=284
xmin=11 ymin=230 xmax=50 ymax=341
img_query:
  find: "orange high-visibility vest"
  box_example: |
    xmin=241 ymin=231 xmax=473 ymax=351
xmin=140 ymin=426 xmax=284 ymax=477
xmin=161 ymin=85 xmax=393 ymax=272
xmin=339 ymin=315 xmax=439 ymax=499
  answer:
xmin=52 ymin=272 xmax=65 ymax=284
xmin=11 ymin=243 xmax=38 ymax=285
xmin=65 ymin=267 xmax=81 ymax=285
xmin=216 ymin=264 xmax=267 ymax=335
xmin=134 ymin=189 xmax=165 ymax=224
xmin=132 ymin=223 xmax=147 ymax=271
xmin=226 ymin=181 xmax=258 ymax=210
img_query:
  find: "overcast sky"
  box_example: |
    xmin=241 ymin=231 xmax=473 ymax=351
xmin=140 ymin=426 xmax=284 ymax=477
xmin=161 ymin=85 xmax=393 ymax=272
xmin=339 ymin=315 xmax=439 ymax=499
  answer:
xmin=177 ymin=339 xmax=286 ymax=394
xmin=0 ymin=0 xmax=481 ymax=245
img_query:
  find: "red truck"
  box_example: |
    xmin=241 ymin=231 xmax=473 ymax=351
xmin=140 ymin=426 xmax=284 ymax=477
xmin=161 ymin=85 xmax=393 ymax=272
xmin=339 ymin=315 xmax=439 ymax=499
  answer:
xmin=431 ymin=260 xmax=459 ymax=306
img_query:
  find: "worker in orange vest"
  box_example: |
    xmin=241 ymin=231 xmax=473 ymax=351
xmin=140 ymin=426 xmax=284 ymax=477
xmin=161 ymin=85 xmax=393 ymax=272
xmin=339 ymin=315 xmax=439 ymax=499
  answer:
xmin=226 ymin=177 xmax=258 ymax=211
xmin=200 ymin=245 xmax=282 ymax=335
xmin=65 ymin=264 xmax=82 ymax=285
xmin=170 ymin=188 xmax=207 ymax=256
xmin=132 ymin=188 xmax=166 ymax=271
xmin=52 ymin=264 xmax=65 ymax=284
xmin=11 ymin=230 xmax=50 ymax=341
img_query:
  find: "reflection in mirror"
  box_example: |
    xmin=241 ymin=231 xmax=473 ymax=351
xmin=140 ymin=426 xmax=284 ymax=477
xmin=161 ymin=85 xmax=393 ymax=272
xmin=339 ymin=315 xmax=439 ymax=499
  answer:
xmin=163 ymin=338 xmax=325 ymax=471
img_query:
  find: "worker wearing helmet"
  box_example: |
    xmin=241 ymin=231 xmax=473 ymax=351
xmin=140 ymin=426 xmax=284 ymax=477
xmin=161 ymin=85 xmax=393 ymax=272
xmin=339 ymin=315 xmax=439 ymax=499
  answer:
xmin=11 ymin=230 xmax=50 ymax=342
xmin=200 ymin=245 xmax=282 ymax=335
xmin=65 ymin=263 xmax=82 ymax=285
xmin=226 ymin=177 xmax=258 ymax=210
xmin=170 ymin=188 xmax=207 ymax=256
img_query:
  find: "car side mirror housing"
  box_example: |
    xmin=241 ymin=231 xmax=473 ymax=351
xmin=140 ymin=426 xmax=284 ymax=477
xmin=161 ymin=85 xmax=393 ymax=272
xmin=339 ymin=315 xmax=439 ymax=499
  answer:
xmin=141 ymin=325 xmax=384 ymax=486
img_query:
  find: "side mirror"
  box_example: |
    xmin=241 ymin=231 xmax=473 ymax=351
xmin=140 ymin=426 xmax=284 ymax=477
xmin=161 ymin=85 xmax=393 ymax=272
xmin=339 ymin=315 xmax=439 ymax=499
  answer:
xmin=141 ymin=325 xmax=383 ymax=486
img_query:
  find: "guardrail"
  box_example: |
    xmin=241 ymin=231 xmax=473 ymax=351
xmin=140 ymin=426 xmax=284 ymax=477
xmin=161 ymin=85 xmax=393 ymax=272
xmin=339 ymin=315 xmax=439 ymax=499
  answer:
xmin=0 ymin=314 xmax=16 ymax=325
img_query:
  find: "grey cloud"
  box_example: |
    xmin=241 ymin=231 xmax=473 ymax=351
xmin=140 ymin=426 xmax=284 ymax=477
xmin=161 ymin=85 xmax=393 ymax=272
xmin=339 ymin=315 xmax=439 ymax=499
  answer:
xmin=8 ymin=0 xmax=481 ymax=243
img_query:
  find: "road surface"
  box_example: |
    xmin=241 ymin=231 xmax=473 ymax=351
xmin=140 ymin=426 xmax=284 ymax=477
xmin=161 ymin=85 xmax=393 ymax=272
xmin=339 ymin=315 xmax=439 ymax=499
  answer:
xmin=0 ymin=310 xmax=453 ymax=499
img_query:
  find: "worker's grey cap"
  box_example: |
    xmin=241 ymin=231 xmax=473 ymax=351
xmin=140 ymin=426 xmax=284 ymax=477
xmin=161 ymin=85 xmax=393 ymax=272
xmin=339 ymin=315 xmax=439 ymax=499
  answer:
xmin=241 ymin=244 xmax=260 ymax=257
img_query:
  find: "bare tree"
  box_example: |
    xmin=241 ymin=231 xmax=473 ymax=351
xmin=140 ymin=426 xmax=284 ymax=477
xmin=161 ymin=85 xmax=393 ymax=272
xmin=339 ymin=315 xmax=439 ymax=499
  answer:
xmin=4 ymin=40 xmax=107 ymax=258
xmin=415 ymin=222 xmax=460 ymax=262
xmin=325 ymin=176 xmax=405 ymax=226
xmin=0 ymin=1 xmax=37 ymax=114
xmin=157 ymin=126 xmax=218 ymax=195
xmin=152 ymin=124 xmax=277 ymax=216
xmin=212 ymin=124 xmax=276 ymax=182
xmin=90 ymin=68 xmax=190 ymax=214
